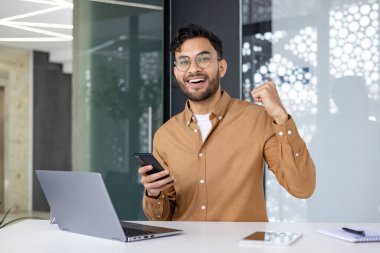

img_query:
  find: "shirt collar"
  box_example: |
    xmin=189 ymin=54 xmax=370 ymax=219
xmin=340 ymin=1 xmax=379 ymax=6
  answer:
xmin=183 ymin=90 xmax=232 ymax=126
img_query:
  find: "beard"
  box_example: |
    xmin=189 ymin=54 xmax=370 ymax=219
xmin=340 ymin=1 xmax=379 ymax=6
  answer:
xmin=177 ymin=69 xmax=220 ymax=102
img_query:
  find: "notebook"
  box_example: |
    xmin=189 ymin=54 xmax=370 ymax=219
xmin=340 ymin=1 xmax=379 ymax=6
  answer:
xmin=318 ymin=227 xmax=380 ymax=243
xmin=35 ymin=170 xmax=182 ymax=242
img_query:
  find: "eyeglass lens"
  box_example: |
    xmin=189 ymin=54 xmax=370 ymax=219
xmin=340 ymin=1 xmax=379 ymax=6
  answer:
xmin=175 ymin=53 xmax=213 ymax=71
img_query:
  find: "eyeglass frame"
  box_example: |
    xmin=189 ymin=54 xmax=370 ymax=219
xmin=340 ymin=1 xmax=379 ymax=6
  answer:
xmin=173 ymin=51 xmax=221 ymax=72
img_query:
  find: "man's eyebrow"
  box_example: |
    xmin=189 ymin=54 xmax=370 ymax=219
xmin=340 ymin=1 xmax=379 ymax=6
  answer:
xmin=177 ymin=55 xmax=190 ymax=59
xmin=197 ymin=50 xmax=211 ymax=55
xmin=177 ymin=50 xmax=212 ymax=59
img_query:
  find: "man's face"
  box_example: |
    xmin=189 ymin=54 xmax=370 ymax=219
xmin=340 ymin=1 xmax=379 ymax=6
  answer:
xmin=173 ymin=37 xmax=227 ymax=102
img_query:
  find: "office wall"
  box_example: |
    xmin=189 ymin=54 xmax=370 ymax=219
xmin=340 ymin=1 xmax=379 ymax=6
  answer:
xmin=73 ymin=0 xmax=164 ymax=220
xmin=170 ymin=0 xmax=241 ymax=115
xmin=260 ymin=0 xmax=380 ymax=222
xmin=0 ymin=45 xmax=31 ymax=212
xmin=32 ymin=51 xmax=72 ymax=211
xmin=306 ymin=0 xmax=380 ymax=222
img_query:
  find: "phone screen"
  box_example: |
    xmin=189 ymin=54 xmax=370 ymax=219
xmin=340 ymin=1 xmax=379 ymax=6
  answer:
xmin=240 ymin=231 xmax=302 ymax=246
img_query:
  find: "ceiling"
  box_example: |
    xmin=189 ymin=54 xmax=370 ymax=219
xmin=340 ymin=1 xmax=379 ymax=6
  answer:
xmin=0 ymin=0 xmax=73 ymax=73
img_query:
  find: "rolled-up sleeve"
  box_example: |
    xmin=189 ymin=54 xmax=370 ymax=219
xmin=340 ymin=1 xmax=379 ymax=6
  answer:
xmin=142 ymin=133 xmax=177 ymax=220
xmin=143 ymin=187 xmax=175 ymax=220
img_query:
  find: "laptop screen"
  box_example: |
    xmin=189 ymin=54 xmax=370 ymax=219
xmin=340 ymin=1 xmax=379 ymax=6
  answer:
xmin=36 ymin=170 xmax=126 ymax=241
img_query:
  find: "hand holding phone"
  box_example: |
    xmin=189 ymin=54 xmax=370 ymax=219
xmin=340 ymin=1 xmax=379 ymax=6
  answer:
xmin=133 ymin=153 xmax=174 ymax=198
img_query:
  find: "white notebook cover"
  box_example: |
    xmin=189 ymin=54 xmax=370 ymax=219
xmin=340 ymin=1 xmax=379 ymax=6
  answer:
xmin=317 ymin=227 xmax=380 ymax=243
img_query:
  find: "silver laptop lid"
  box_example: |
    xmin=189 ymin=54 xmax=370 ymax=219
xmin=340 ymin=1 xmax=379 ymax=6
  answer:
xmin=36 ymin=170 xmax=126 ymax=241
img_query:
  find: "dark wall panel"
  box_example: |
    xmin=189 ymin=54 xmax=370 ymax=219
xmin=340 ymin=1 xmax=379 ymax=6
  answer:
xmin=169 ymin=0 xmax=241 ymax=116
xmin=33 ymin=51 xmax=72 ymax=211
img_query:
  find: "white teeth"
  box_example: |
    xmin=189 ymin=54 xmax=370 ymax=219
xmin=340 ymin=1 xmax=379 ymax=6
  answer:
xmin=189 ymin=79 xmax=205 ymax=83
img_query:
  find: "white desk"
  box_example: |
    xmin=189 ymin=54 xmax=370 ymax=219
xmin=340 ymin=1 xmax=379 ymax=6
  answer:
xmin=0 ymin=220 xmax=379 ymax=253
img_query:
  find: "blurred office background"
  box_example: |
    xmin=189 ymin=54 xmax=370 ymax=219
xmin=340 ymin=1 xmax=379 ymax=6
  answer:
xmin=0 ymin=0 xmax=379 ymax=222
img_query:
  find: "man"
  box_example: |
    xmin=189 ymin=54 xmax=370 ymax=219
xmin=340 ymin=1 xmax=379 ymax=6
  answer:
xmin=139 ymin=23 xmax=316 ymax=222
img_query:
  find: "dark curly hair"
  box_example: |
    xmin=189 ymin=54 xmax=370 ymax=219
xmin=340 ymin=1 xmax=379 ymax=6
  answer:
xmin=170 ymin=23 xmax=223 ymax=59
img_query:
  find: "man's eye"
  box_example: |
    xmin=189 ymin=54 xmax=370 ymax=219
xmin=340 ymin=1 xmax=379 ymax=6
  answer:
xmin=178 ymin=60 xmax=190 ymax=65
xmin=197 ymin=55 xmax=211 ymax=62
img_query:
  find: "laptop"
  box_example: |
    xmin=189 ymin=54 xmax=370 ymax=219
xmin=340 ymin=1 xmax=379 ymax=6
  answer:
xmin=35 ymin=170 xmax=182 ymax=242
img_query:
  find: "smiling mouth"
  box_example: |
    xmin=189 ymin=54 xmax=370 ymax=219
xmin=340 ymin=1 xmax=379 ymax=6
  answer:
xmin=188 ymin=78 xmax=206 ymax=84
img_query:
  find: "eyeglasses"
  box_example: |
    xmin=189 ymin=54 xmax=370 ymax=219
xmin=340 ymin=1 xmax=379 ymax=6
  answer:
xmin=174 ymin=52 xmax=221 ymax=72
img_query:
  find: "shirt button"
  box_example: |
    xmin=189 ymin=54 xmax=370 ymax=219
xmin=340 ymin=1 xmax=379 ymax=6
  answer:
xmin=278 ymin=131 xmax=284 ymax=136
xmin=157 ymin=201 xmax=161 ymax=205
xmin=201 ymin=205 xmax=206 ymax=210
xmin=295 ymin=153 xmax=299 ymax=157
xmin=198 ymin=153 xmax=204 ymax=157
xmin=218 ymin=116 xmax=223 ymax=120
xmin=287 ymin=130 xmax=292 ymax=135
xmin=194 ymin=129 xmax=198 ymax=133
xmin=200 ymin=179 xmax=205 ymax=184
xmin=157 ymin=215 xmax=161 ymax=218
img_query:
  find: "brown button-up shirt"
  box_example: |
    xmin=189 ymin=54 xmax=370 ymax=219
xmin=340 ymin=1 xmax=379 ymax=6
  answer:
xmin=143 ymin=91 xmax=316 ymax=221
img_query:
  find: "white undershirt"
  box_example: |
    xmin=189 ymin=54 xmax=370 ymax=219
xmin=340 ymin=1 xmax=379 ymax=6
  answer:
xmin=194 ymin=113 xmax=212 ymax=142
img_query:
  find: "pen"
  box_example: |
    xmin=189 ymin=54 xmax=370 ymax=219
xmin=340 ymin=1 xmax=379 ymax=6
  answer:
xmin=342 ymin=227 xmax=366 ymax=236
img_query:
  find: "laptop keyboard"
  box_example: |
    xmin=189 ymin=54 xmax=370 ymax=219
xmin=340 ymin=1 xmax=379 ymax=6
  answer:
xmin=122 ymin=226 xmax=157 ymax=236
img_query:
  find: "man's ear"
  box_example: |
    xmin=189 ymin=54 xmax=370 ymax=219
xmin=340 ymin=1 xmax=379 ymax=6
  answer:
xmin=219 ymin=59 xmax=228 ymax=78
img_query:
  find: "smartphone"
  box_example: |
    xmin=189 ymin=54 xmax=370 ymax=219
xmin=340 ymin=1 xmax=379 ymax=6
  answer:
xmin=132 ymin=153 xmax=166 ymax=175
xmin=239 ymin=231 xmax=302 ymax=246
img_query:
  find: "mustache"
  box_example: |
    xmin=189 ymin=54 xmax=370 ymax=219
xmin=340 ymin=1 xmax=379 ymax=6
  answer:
xmin=184 ymin=73 xmax=208 ymax=82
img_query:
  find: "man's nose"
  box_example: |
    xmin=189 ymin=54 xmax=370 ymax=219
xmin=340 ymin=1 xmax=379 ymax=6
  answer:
xmin=187 ymin=59 xmax=202 ymax=73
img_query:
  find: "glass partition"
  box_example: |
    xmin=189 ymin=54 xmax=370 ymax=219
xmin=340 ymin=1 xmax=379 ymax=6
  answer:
xmin=75 ymin=0 xmax=164 ymax=220
xmin=242 ymin=0 xmax=380 ymax=222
